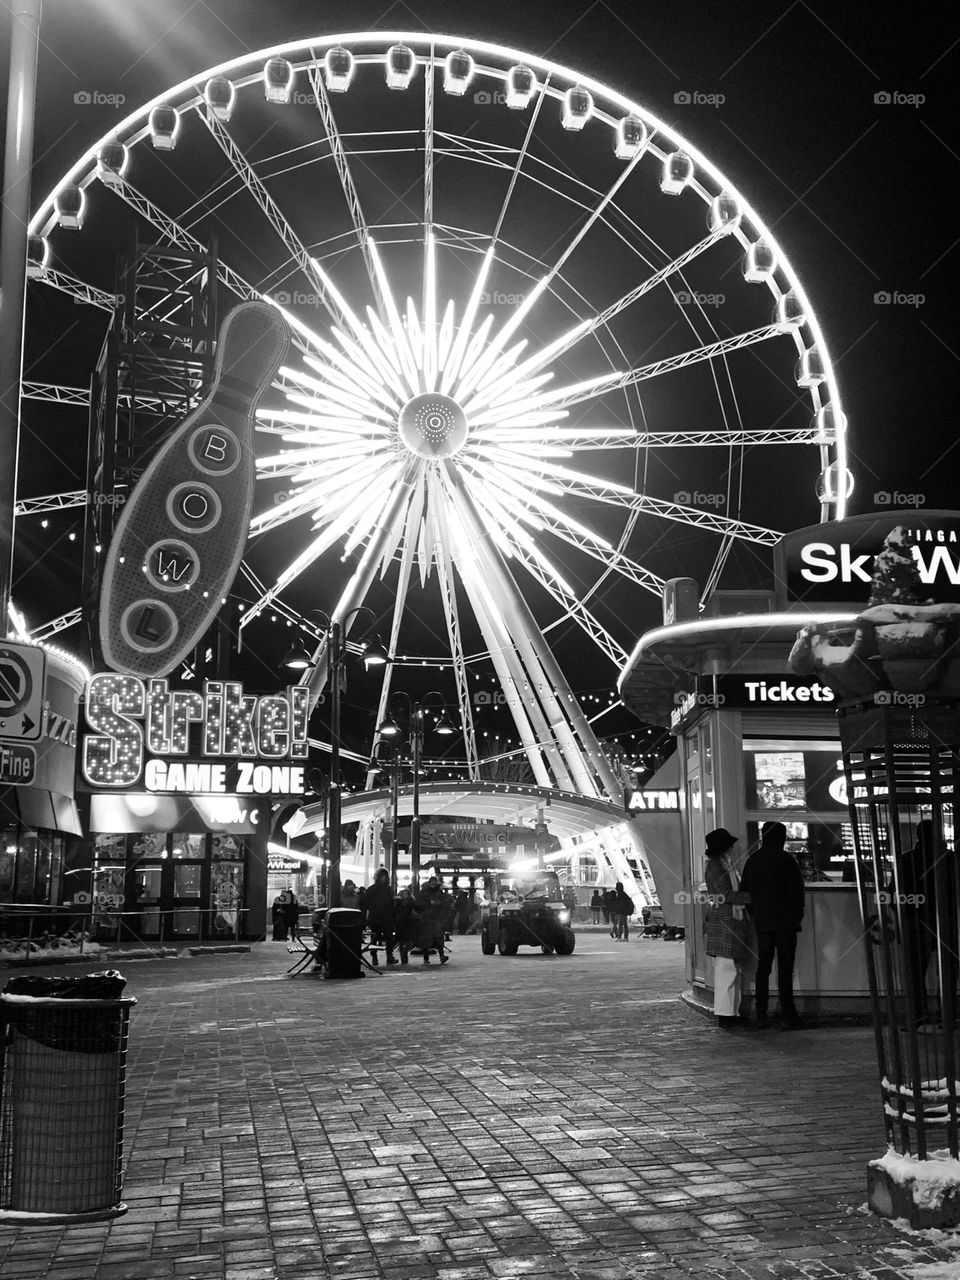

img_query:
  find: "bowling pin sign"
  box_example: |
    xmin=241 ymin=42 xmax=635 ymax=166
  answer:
xmin=99 ymin=302 xmax=290 ymax=678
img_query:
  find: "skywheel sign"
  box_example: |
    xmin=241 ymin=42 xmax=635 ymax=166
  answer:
xmin=777 ymin=511 xmax=960 ymax=607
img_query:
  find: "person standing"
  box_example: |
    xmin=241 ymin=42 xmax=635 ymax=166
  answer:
xmin=739 ymin=821 xmax=806 ymax=1029
xmin=703 ymin=828 xmax=752 ymax=1029
xmin=601 ymin=887 xmax=615 ymax=930
xmin=413 ymin=876 xmax=451 ymax=964
xmin=394 ymin=887 xmax=415 ymax=965
xmin=590 ymin=888 xmax=603 ymax=924
xmin=287 ymin=892 xmax=301 ymax=942
xmin=898 ymin=819 xmax=940 ymax=1023
xmin=563 ymin=884 xmax=579 ymax=922
xmin=615 ymin=882 xmax=635 ymax=941
xmin=364 ymin=868 xmax=399 ymax=965
xmin=271 ymin=893 xmax=289 ymax=941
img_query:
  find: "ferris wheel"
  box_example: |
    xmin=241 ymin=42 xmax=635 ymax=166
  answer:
xmin=22 ymin=31 xmax=849 ymax=815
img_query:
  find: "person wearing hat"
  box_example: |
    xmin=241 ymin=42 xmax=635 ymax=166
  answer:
xmin=703 ymin=828 xmax=753 ymax=1029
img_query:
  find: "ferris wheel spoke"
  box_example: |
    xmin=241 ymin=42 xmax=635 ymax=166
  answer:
xmin=244 ymin=465 xmax=405 ymax=623
xmin=306 ymin=64 xmax=388 ymax=321
xmin=537 ymin=516 xmax=665 ymax=599
xmin=461 ymin=456 xmax=663 ymax=598
xmin=507 ymin=542 xmax=628 ymax=669
xmin=475 ymin=228 xmax=728 ymax=396
xmin=542 ymin=322 xmax=790 ymax=412
xmin=198 ymin=108 xmax=350 ymax=329
xmin=701 ymin=534 xmax=737 ymax=605
xmin=300 ymin=471 xmax=424 ymax=707
xmin=478 ymin=425 xmax=830 ymax=448
xmin=423 ymin=45 xmax=435 ymax=249
xmin=482 ymin=458 xmax=780 ymax=544
xmin=491 ymin=77 xmax=550 ymax=246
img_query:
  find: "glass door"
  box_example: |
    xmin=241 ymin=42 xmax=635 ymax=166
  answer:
xmin=170 ymin=832 xmax=206 ymax=939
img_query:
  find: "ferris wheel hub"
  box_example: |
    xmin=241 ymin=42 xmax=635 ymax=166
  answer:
xmin=397 ymin=393 xmax=468 ymax=459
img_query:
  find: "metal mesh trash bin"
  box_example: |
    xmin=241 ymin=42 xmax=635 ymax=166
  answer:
xmin=323 ymin=908 xmax=363 ymax=979
xmin=0 ymin=973 xmax=135 ymax=1222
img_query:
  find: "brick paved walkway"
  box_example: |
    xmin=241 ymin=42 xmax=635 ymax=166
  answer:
xmin=0 ymin=935 xmax=958 ymax=1279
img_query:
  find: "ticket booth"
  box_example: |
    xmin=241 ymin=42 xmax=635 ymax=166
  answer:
xmin=618 ymin=512 xmax=960 ymax=1019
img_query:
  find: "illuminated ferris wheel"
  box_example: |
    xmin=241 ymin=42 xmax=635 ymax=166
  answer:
xmin=22 ymin=32 xmax=849 ymax=820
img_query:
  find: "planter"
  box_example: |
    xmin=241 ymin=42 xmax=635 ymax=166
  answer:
xmin=791 ymin=605 xmax=960 ymax=702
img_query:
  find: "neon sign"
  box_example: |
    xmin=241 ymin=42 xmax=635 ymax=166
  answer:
xmin=82 ymin=674 xmax=309 ymax=789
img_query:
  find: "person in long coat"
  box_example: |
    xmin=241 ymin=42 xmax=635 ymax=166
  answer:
xmin=739 ymin=821 xmax=805 ymax=1029
xmin=703 ymin=828 xmax=752 ymax=1028
xmin=413 ymin=876 xmax=451 ymax=964
xmin=287 ymin=893 xmax=301 ymax=941
xmin=364 ymin=868 xmax=398 ymax=965
xmin=394 ymin=887 xmax=415 ymax=964
xmin=271 ymin=894 xmax=289 ymax=941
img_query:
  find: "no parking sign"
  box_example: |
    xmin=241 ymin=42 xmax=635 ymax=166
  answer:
xmin=0 ymin=641 xmax=45 ymax=741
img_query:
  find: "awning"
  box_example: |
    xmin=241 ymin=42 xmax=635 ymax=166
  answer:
xmin=0 ymin=786 xmax=83 ymax=837
xmin=286 ymin=780 xmax=628 ymax=842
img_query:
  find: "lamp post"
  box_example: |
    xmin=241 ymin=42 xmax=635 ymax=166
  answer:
xmin=373 ymin=739 xmax=402 ymax=893
xmin=0 ymin=0 xmax=42 ymax=624
xmin=284 ymin=606 xmax=387 ymax=908
xmin=379 ymin=691 xmax=457 ymax=887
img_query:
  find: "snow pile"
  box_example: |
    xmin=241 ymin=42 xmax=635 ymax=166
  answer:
xmin=0 ymin=937 xmax=103 ymax=962
xmin=874 ymin=1148 xmax=960 ymax=1212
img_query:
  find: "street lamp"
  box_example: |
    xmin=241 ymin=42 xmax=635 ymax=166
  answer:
xmin=379 ymin=691 xmax=458 ymax=885
xmin=372 ymin=738 xmax=404 ymax=893
xmin=284 ymin=606 xmax=387 ymax=908
xmin=0 ymin=0 xmax=42 ymax=623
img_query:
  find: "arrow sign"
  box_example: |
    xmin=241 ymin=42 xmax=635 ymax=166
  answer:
xmin=0 ymin=642 xmax=45 ymax=742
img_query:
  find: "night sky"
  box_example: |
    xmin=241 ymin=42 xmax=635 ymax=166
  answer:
xmin=1 ymin=0 xmax=956 ymax=783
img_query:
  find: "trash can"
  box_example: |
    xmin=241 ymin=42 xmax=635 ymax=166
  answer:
xmin=0 ymin=971 xmax=135 ymax=1222
xmin=323 ymin=908 xmax=363 ymax=979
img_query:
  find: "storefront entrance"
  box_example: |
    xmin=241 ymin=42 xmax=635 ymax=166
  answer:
xmin=92 ymin=829 xmax=247 ymax=943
